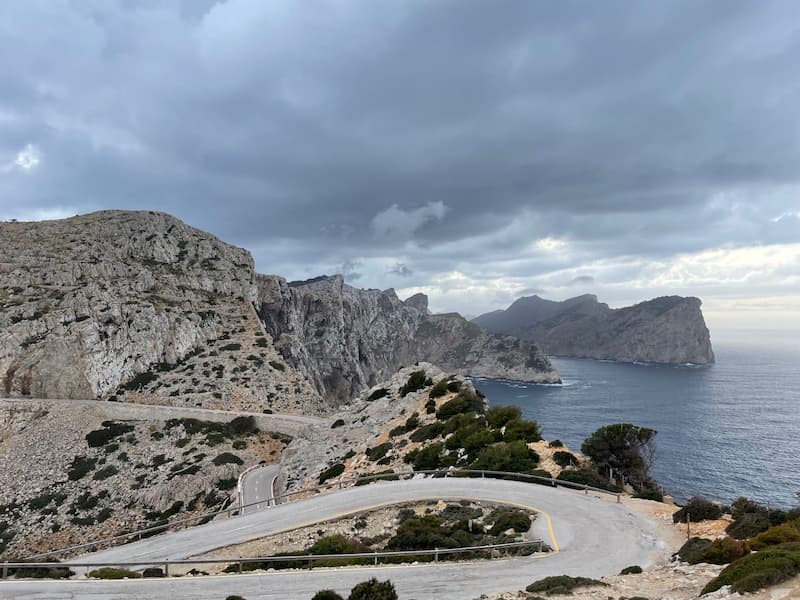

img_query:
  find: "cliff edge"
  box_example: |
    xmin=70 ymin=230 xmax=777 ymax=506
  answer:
xmin=473 ymin=294 xmax=715 ymax=365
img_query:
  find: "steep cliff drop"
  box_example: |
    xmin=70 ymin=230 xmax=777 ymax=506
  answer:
xmin=474 ymin=294 xmax=714 ymax=365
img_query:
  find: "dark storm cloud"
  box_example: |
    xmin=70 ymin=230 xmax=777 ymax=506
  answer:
xmin=2 ymin=0 xmax=800 ymax=317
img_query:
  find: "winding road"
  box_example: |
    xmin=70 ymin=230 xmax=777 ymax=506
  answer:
xmin=0 ymin=477 xmax=670 ymax=600
xmin=240 ymin=465 xmax=281 ymax=515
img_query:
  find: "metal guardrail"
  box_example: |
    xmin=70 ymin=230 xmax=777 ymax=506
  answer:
xmin=2 ymin=539 xmax=546 ymax=579
xmin=22 ymin=467 xmax=620 ymax=561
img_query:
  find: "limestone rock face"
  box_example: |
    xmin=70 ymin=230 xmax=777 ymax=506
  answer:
xmin=1 ymin=210 xmax=558 ymax=412
xmin=0 ymin=210 xmax=320 ymax=412
xmin=257 ymin=274 xmax=560 ymax=404
xmin=473 ymin=294 xmax=715 ymax=365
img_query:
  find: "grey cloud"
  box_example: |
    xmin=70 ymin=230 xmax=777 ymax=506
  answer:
xmin=567 ymin=276 xmax=595 ymax=286
xmin=389 ymin=263 xmax=414 ymax=277
xmin=1 ymin=0 xmax=800 ymax=318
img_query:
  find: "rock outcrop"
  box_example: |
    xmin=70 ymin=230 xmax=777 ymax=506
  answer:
xmin=0 ymin=210 xmax=322 ymax=413
xmin=1 ymin=210 xmax=558 ymax=412
xmin=473 ymin=294 xmax=715 ymax=365
xmin=257 ymin=274 xmax=560 ymax=404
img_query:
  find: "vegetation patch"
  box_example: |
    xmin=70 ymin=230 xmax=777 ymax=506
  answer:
xmin=87 ymin=567 xmax=142 ymax=580
xmin=400 ymin=370 xmax=432 ymax=396
xmin=525 ymin=575 xmax=607 ymax=595
xmin=85 ymin=421 xmax=135 ymax=447
xmin=673 ymin=497 xmax=724 ymax=523
xmin=367 ymin=388 xmax=388 ymax=401
xmin=319 ymin=463 xmax=346 ymax=484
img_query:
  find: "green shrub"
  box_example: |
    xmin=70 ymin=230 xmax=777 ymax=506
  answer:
xmin=620 ymin=565 xmax=643 ymax=575
xmin=366 ymin=442 xmax=392 ymax=461
xmin=633 ymin=486 xmax=664 ymax=502
xmin=675 ymin=537 xmax=713 ymax=563
xmin=548 ymin=439 xmax=563 ymax=447
xmin=673 ymin=497 xmax=724 ymax=523
xmin=86 ymin=421 xmax=135 ymax=447
xmin=702 ymin=543 xmax=800 ymax=594
xmin=312 ymin=591 xmax=344 ymax=600
xmin=220 ymin=343 xmax=242 ymax=351
xmin=429 ymin=379 xmax=449 ymax=398
xmin=486 ymin=406 xmax=521 ymax=428
xmin=389 ymin=425 xmax=407 ymax=437
xmin=400 ymin=370 xmax=430 ymax=396
xmin=228 ymin=416 xmax=259 ymax=436
xmin=409 ymin=422 xmax=444 ymax=442
xmin=355 ymin=470 xmax=398 ymax=485
xmin=471 ymin=441 xmax=539 ymax=473
xmin=331 ymin=419 xmax=346 ymax=429
xmin=556 ymin=469 xmax=621 ymax=493
xmin=750 ymin=518 xmax=800 ymax=550
xmin=502 ymin=418 xmax=542 ymax=443
xmin=581 ymin=423 xmax=656 ymax=491
xmin=4 ymin=559 xmax=73 ymax=579
xmin=87 ymin=567 xmax=142 ymax=579
xmin=319 ymin=463 xmax=345 ymax=484
xmin=488 ymin=510 xmax=531 ymax=534
xmin=142 ymin=567 xmax=165 ymax=578
xmin=212 ymin=452 xmax=243 ymax=466
xmin=93 ymin=465 xmax=119 ymax=480
xmin=691 ymin=537 xmax=750 ymax=564
xmin=424 ymin=399 xmax=436 ymax=414
xmin=407 ymin=443 xmax=449 ymax=470
xmin=67 ymin=455 xmax=97 ymax=480
xmin=436 ymin=390 xmax=485 ymax=419
xmin=404 ymin=412 xmax=420 ymax=430
xmin=552 ymin=450 xmax=578 ymax=467
xmin=525 ymin=575 xmax=606 ymax=595
xmin=727 ymin=511 xmax=772 ymax=539
xmin=118 ymin=371 xmax=157 ymax=392
xmin=268 ymin=360 xmax=285 ymax=371
xmin=232 ymin=439 xmax=247 ymax=450
xmin=347 ymin=578 xmax=398 ymax=600
xmin=368 ymin=388 xmax=388 ymax=401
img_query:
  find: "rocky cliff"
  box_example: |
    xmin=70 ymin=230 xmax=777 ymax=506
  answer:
xmin=0 ymin=211 xmax=558 ymax=412
xmin=0 ymin=210 xmax=322 ymax=412
xmin=473 ymin=294 xmax=715 ymax=365
xmin=257 ymin=274 xmax=559 ymax=404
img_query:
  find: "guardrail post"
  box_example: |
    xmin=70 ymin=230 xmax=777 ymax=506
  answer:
xmin=374 ymin=551 xmax=378 ymax=566
xmin=434 ymin=548 xmax=438 ymax=562
xmin=2 ymin=563 xmax=7 ymax=579
xmin=584 ymin=484 xmax=588 ymax=495
xmin=617 ymin=493 xmax=621 ymax=503
xmin=164 ymin=560 xmax=169 ymax=577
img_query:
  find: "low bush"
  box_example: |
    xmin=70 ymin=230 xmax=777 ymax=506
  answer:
xmin=633 ymin=485 xmax=664 ymax=502
xmin=354 ymin=470 xmax=398 ymax=485
xmin=368 ymin=388 xmax=388 ymax=401
xmin=436 ymin=391 xmax=485 ymax=419
xmin=5 ymin=559 xmax=73 ymax=579
xmin=620 ymin=565 xmax=643 ymax=575
xmin=388 ymin=425 xmax=406 ymax=437
xmin=690 ymin=537 xmax=750 ymax=565
xmin=749 ymin=518 xmax=800 ymax=550
xmin=409 ymin=422 xmax=444 ymax=443
xmin=93 ymin=465 xmax=119 ymax=480
xmin=556 ymin=469 xmax=621 ymax=493
xmin=312 ymin=591 xmax=344 ymax=600
xmin=446 ymin=380 xmax=461 ymax=393
xmin=675 ymin=537 xmax=713 ymax=563
xmin=701 ymin=543 xmax=800 ymax=594
xmin=331 ymin=419 xmax=345 ymax=429
xmin=548 ymin=439 xmax=563 ymax=447
xmin=673 ymin=497 xmax=724 ymax=523
xmin=552 ymin=450 xmax=578 ymax=467
xmin=405 ymin=443 xmax=452 ymax=470
xmin=68 ymin=455 xmax=97 ymax=480
xmin=486 ymin=406 xmax=521 ymax=428
xmin=87 ymin=567 xmax=142 ymax=580
xmin=86 ymin=421 xmax=135 ymax=447
xmin=400 ymin=370 xmax=431 ymax=396
xmin=348 ymin=578 xmax=398 ymax=600
xmin=727 ymin=511 xmax=772 ymax=539
xmin=488 ymin=509 xmax=530 ymax=535
xmin=470 ymin=441 xmax=539 ymax=473
xmin=502 ymin=418 xmax=542 ymax=443
xmin=212 ymin=452 xmax=243 ymax=466
xmin=525 ymin=575 xmax=606 ymax=595
xmin=429 ymin=379 xmax=449 ymax=398
xmin=366 ymin=442 xmax=392 ymax=461
xmin=319 ymin=463 xmax=345 ymax=484
xmin=404 ymin=412 xmax=420 ymax=430
xmin=142 ymin=567 xmax=165 ymax=578
xmin=424 ymin=399 xmax=436 ymax=414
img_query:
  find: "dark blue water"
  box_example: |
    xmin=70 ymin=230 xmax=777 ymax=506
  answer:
xmin=476 ymin=329 xmax=800 ymax=507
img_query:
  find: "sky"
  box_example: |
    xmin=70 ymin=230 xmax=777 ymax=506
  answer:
xmin=1 ymin=0 xmax=800 ymax=332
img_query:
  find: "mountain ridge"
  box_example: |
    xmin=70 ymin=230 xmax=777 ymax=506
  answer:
xmin=473 ymin=293 xmax=715 ymax=365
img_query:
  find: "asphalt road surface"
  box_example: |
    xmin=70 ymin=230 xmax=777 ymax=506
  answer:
xmin=240 ymin=465 xmax=281 ymax=515
xmin=1 ymin=477 xmax=669 ymax=600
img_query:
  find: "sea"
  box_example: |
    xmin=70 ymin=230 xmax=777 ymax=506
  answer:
xmin=476 ymin=329 xmax=800 ymax=508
